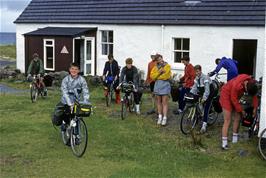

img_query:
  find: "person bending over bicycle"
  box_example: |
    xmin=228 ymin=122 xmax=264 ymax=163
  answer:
xmin=27 ymin=53 xmax=47 ymax=96
xmin=117 ymin=58 xmax=142 ymax=114
xmin=102 ymin=54 xmax=121 ymax=104
xmin=220 ymin=74 xmax=258 ymax=150
xmin=190 ymin=65 xmax=214 ymax=133
xmin=52 ymin=63 xmax=90 ymax=128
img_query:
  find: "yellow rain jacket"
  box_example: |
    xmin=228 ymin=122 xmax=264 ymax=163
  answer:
xmin=150 ymin=62 xmax=172 ymax=81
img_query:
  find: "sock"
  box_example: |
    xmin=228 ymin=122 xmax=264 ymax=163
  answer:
xmin=135 ymin=104 xmax=140 ymax=112
xmin=232 ymin=133 xmax=238 ymax=143
xmin=202 ymin=122 xmax=207 ymax=128
xmin=158 ymin=114 xmax=162 ymax=119
xmin=222 ymin=137 xmax=228 ymax=147
xmin=163 ymin=116 xmax=167 ymax=120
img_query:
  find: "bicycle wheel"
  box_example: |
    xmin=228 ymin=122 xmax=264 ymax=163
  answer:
xmin=207 ymin=102 xmax=219 ymax=126
xmin=180 ymin=106 xmax=197 ymax=135
xmin=121 ymin=96 xmax=127 ymax=120
xmin=258 ymin=128 xmax=266 ymax=160
xmin=30 ymin=84 xmax=38 ymax=103
xmin=70 ymin=118 xmax=88 ymax=157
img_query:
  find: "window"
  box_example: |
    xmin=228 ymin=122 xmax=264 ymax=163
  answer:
xmin=173 ymin=38 xmax=190 ymax=63
xmin=101 ymin=31 xmax=113 ymax=55
xmin=44 ymin=39 xmax=55 ymax=70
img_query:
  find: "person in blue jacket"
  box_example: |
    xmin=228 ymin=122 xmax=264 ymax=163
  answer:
xmin=209 ymin=57 xmax=238 ymax=81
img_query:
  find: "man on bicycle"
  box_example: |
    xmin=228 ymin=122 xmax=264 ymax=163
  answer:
xmin=52 ymin=63 xmax=90 ymax=129
xmin=208 ymin=57 xmax=238 ymax=81
xmin=102 ymin=54 xmax=120 ymax=104
xmin=118 ymin=58 xmax=142 ymax=114
xmin=27 ymin=53 xmax=47 ymax=96
xmin=190 ymin=65 xmax=214 ymax=133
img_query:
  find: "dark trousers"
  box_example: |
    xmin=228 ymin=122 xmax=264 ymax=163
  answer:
xmin=52 ymin=102 xmax=71 ymax=126
xmin=178 ymin=87 xmax=191 ymax=111
xmin=203 ymin=98 xmax=212 ymax=123
xmin=133 ymin=91 xmax=142 ymax=105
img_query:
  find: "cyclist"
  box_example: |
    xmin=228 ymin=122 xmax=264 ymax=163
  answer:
xmin=145 ymin=50 xmax=158 ymax=114
xmin=150 ymin=54 xmax=171 ymax=126
xmin=118 ymin=58 xmax=142 ymax=114
xmin=102 ymin=54 xmax=120 ymax=104
xmin=220 ymin=74 xmax=258 ymax=150
xmin=190 ymin=65 xmax=214 ymax=133
xmin=208 ymin=57 xmax=238 ymax=81
xmin=27 ymin=53 xmax=47 ymax=96
xmin=175 ymin=56 xmax=195 ymax=114
xmin=52 ymin=63 xmax=90 ymax=129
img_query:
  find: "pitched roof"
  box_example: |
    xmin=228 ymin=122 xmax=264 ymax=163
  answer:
xmin=15 ymin=0 xmax=266 ymax=26
xmin=24 ymin=27 xmax=96 ymax=37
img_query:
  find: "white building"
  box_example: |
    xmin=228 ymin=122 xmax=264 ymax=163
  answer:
xmin=15 ymin=0 xmax=265 ymax=133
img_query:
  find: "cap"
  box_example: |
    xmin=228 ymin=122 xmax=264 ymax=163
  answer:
xmin=151 ymin=50 xmax=157 ymax=56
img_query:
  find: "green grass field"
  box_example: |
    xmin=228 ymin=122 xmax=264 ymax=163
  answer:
xmin=0 ymin=83 xmax=265 ymax=178
xmin=0 ymin=45 xmax=16 ymax=60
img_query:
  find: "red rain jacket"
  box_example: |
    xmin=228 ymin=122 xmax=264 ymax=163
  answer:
xmin=220 ymin=74 xmax=258 ymax=112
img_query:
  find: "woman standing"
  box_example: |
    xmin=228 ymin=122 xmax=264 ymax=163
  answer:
xmin=150 ymin=54 xmax=172 ymax=126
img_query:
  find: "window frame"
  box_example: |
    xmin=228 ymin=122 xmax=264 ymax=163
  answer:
xmin=101 ymin=30 xmax=113 ymax=56
xmin=172 ymin=38 xmax=190 ymax=63
xmin=43 ymin=39 xmax=55 ymax=71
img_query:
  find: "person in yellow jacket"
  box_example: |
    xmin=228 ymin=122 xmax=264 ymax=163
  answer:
xmin=150 ymin=54 xmax=172 ymax=126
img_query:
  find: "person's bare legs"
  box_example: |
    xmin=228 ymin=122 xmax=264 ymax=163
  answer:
xmin=222 ymin=109 xmax=232 ymax=148
xmin=161 ymin=95 xmax=169 ymax=126
xmin=232 ymin=111 xmax=241 ymax=143
xmin=162 ymin=95 xmax=169 ymax=117
xmin=157 ymin=96 xmax=163 ymax=124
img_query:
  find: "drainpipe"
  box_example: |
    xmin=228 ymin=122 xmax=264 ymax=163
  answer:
xmin=161 ymin=25 xmax=165 ymax=55
xmin=259 ymin=50 xmax=266 ymax=136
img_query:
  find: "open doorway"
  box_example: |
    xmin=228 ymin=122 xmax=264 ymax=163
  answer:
xmin=74 ymin=39 xmax=84 ymax=73
xmin=233 ymin=39 xmax=257 ymax=76
xmin=74 ymin=37 xmax=95 ymax=76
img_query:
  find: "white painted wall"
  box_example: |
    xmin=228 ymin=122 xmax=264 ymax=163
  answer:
xmin=259 ymin=26 xmax=266 ymax=137
xmin=16 ymin=24 xmax=264 ymax=82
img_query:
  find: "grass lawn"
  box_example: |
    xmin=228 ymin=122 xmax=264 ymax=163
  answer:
xmin=0 ymin=83 xmax=265 ymax=178
xmin=0 ymin=45 xmax=16 ymax=60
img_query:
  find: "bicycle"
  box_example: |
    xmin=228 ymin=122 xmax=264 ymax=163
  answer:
xmin=207 ymin=73 xmax=226 ymax=125
xmin=104 ymin=77 xmax=115 ymax=107
xmin=180 ymin=94 xmax=218 ymax=135
xmin=61 ymin=92 xmax=92 ymax=157
xmin=258 ymin=128 xmax=266 ymax=160
xmin=29 ymin=74 xmax=47 ymax=103
xmin=119 ymin=81 xmax=135 ymax=120
xmin=239 ymin=77 xmax=262 ymax=138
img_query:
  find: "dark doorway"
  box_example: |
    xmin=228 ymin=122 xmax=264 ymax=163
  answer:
xmin=74 ymin=39 xmax=84 ymax=72
xmin=233 ymin=39 xmax=257 ymax=76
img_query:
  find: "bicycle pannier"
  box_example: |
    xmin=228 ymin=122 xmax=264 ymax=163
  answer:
xmin=76 ymin=104 xmax=92 ymax=117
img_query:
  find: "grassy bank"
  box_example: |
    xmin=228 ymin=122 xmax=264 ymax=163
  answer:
xmin=0 ymin=85 xmax=266 ymax=177
xmin=0 ymin=45 xmax=16 ymax=60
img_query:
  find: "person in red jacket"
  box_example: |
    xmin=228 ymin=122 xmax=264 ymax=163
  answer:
xmin=220 ymin=74 xmax=258 ymax=150
xmin=175 ymin=56 xmax=195 ymax=114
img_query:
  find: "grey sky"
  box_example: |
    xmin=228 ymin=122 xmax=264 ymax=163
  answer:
xmin=0 ymin=0 xmax=31 ymax=32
